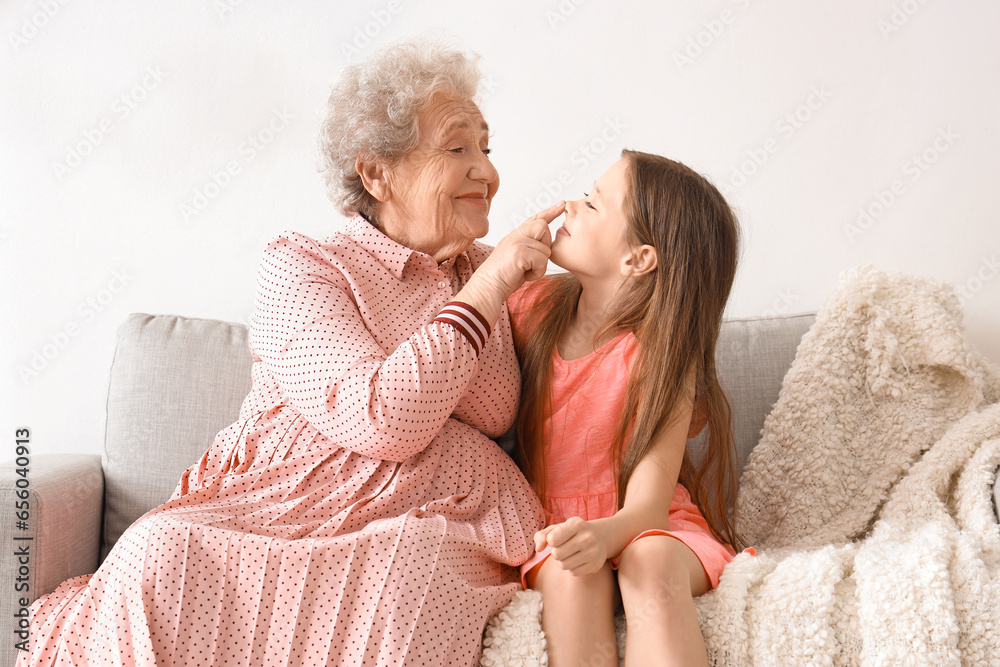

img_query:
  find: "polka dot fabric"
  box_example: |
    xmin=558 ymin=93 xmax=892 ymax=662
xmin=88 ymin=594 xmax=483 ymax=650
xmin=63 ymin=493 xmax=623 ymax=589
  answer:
xmin=20 ymin=215 xmax=546 ymax=666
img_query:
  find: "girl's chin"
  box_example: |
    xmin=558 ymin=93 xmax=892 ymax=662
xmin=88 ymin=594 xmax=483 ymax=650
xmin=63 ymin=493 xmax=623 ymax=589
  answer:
xmin=547 ymin=249 xmax=570 ymax=272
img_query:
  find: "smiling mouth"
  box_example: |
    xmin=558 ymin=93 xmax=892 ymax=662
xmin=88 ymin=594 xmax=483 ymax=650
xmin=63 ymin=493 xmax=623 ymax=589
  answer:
xmin=456 ymin=194 xmax=488 ymax=207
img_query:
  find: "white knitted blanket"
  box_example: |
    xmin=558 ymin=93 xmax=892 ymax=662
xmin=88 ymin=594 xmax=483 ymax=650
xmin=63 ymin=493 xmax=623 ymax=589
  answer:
xmin=480 ymin=266 xmax=1000 ymax=666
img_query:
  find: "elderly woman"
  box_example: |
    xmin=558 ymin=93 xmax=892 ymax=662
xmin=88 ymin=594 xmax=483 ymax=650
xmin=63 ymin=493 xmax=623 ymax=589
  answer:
xmin=21 ymin=38 xmax=558 ymax=666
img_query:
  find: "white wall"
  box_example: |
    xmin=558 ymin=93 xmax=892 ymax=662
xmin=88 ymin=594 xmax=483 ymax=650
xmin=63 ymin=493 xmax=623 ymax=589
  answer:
xmin=2 ymin=0 xmax=998 ymax=458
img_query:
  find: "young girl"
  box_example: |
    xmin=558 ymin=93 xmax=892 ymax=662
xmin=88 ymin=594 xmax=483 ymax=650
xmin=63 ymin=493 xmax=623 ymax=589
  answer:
xmin=509 ymin=150 xmax=748 ymax=666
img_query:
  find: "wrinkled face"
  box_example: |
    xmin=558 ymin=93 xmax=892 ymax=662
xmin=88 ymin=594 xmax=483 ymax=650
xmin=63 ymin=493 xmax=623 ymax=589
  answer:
xmin=550 ymin=158 xmax=631 ymax=278
xmin=381 ymin=95 xmax=499 ymax=261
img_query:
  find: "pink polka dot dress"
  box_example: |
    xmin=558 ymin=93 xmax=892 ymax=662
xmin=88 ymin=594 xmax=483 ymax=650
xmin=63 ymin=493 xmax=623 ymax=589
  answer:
xmin=20 ymin=215 xmax=546 ymax=666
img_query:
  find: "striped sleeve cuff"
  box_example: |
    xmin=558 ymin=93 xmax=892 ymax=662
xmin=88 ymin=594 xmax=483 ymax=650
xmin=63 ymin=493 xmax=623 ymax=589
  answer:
xmin=433 ymin=301 xmax=492 ymax=355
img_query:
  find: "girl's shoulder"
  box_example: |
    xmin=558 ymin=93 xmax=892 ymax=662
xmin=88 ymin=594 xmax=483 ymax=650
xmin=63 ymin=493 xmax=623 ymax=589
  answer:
xmin=508 ymin=277 xmax=568 ymax=354
xmin=508 ymin=278 xmax=556 ymax=318
xmin=508 ymin=277 xmax=563 ymax=333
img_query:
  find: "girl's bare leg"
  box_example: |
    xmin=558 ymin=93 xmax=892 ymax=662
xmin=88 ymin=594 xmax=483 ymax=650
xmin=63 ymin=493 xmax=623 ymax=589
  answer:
xmin=615 ymin=535 xmax=710 ymax=667
xmin=530 ymin=556 xmax=619 ymax=667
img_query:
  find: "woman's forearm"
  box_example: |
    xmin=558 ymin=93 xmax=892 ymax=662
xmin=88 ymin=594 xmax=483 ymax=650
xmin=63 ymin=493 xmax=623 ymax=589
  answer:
xmin=452 ymin=273 xmax=506 ymax=327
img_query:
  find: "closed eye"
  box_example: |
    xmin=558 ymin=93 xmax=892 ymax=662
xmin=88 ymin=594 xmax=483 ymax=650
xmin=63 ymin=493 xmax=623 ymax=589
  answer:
xmin=583 ymin=192 xmax=596 ymax=210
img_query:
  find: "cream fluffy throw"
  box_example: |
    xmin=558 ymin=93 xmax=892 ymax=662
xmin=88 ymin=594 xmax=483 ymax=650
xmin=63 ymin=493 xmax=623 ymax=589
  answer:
xmin=480 ymin=266 xmax=1000 ymax=666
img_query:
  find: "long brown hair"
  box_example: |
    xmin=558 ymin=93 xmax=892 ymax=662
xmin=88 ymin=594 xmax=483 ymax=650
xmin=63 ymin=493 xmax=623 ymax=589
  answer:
xmin=512 ymin=149 xmax=743 ymax=549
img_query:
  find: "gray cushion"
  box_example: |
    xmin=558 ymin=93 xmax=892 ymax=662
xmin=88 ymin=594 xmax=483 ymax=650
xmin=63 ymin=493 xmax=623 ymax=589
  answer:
xmin=688 ymin=313 xmax=817 ymax=475
xmin=100 ymin=311 xmax=816 ymax=560
xmin=101 ymin=314 xmax=252 ymax=562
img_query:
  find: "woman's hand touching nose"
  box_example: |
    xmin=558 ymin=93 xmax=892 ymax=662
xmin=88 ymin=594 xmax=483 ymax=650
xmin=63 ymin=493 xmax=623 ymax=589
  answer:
xmin=452 ymin=201 xmax=565 ymax=326
xmin=510 ymin=201 xmax=565 ymax=283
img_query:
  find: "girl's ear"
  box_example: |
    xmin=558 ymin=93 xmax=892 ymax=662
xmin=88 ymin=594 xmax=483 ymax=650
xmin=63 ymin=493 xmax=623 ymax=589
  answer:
xmin=356 ymin=154 xmax=391 ymax=203
xmin=621 ymin=244 xmax=658 ymax=277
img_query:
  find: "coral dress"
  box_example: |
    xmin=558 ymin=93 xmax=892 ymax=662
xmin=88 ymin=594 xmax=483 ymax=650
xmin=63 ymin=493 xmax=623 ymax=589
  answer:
xmin=509 ymin=284 xmax=738 ymax=590
xmin=20 ymin=215 xmax=545 ymax=667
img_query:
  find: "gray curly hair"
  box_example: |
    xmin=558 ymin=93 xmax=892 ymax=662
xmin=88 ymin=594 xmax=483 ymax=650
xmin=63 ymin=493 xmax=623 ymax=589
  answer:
xmin=316 ymin=36 xmax=484 ymax=220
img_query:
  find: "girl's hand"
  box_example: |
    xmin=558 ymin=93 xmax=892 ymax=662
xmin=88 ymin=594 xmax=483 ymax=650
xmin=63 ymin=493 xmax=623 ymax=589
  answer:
xmin=534 ymin=516 xmax=610 ymax=576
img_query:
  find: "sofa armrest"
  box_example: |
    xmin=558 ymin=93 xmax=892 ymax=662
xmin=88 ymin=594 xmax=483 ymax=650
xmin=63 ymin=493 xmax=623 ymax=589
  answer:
xmin=0 ymin=453 xmax=103 ymax=606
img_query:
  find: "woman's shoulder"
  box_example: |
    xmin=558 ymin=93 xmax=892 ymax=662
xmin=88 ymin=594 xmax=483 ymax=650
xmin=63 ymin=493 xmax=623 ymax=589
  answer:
xmin=260 ymin=230 xmax=320 ymax=267
xmin=264 ymin=228 xmax=357 ymax=256
xmin=264 ymin=225 xmax=386 ymax=268
xmin=262 ymin=229 xmax=328 ymax=257
xmin=257 ymin=230 xmax=357 ymax=289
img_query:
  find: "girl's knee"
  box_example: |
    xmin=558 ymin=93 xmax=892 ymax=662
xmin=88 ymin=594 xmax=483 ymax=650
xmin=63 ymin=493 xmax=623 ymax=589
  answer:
xmin=617 ymin=536 xmax=706 ymax=600
xmin=618 ymin=534 xmax=683 ymax=574
xmin=534 ymin=557 xmax=616 ymax=602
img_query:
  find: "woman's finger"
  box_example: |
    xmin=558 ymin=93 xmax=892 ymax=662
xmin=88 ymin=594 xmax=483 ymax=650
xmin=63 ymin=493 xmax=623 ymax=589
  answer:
xmin=524 ymin=267 xmax=546 ymax=283
xmin=521 ymin=237 xmax=551 ymax=255
xmin=520 ymin=201 xmax=565 ymax=242
xmin=532 ymin=200 xmax=566 ymax=224
xmin=515 ymin=240 xmax=551 ymax=283
xmin=519 ymin=216 xmax=554 ymax=245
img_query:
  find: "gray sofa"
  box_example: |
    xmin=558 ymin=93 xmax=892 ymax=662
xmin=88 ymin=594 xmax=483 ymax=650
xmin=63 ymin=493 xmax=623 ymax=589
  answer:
xmin=0 ymin=310 xmax=822 ymax=666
